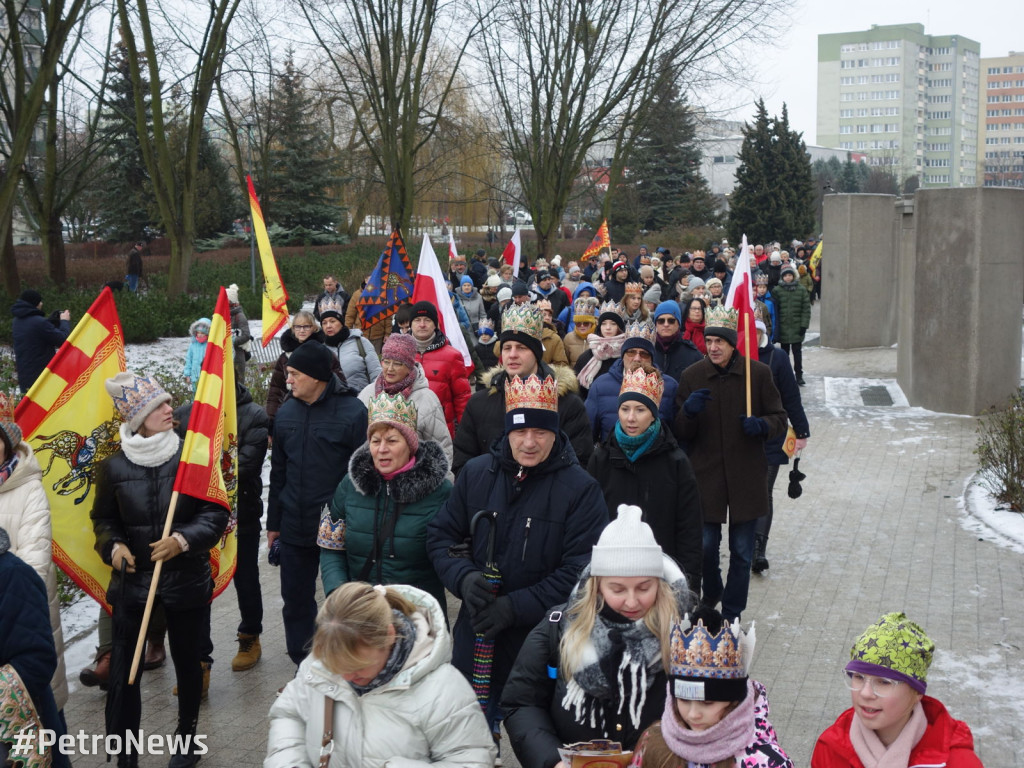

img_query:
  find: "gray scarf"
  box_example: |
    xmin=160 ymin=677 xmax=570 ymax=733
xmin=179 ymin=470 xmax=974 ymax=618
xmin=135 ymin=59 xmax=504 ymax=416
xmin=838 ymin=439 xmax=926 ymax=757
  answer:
xmin=0 ymin=526 xmax=9 ymax=555
xmin=348 ymin=611 xmax=416 ymax=696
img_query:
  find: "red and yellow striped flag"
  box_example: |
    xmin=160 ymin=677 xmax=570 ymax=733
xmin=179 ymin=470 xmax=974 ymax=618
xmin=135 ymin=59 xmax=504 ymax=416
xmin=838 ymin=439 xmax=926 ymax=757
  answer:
xmin=14 ymin=287 xmax=126 ymax=612
xmin=173 ymin=287 xmax=239 ymax=596
xmin=582 ymin=219 xmax=611 ymax=261
xmin=248 ymin=174 xmax=290 ymax=346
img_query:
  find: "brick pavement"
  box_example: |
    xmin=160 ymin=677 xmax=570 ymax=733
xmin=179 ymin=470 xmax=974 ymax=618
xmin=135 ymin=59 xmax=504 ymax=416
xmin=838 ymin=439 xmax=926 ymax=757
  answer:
xmin=61 ymin=305 xmax=1024 ymax=767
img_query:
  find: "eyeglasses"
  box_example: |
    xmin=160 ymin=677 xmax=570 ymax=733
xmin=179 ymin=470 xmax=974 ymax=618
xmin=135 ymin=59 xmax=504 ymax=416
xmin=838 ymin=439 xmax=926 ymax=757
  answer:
xmin=843 ymin=671 xmax=902 ymax=697
xmin=656 ymin=317 xmax=678 ymax=325
xmin=381 ymin=359 xmax=409 ymax=371
xmin=293 ymin=324 xmax=313 ymax=331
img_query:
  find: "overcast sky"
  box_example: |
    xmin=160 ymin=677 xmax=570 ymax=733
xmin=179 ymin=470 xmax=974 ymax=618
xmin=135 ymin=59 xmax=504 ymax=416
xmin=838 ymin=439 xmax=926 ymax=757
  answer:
xmin=718 ymin=0 xmax=1021 ymax=143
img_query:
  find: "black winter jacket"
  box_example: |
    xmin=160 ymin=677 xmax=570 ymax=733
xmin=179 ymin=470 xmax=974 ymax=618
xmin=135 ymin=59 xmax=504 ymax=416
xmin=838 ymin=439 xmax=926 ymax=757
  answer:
xmin=426 ymin=433 xmax=609 ymax=700
xmin=268 ymin=375 xmax=367 ymax=545
xmin=11 ymin=299 xmax=70 ymax=393
xmin=587 ymin=428 xmax=703 ymax=591
xmin=265 ymin=328 xmax=346 ymax=424
xmin=91 ymin=442 xmax=229 ymax=611
xmin=653 ymin=334 xmax=703 ymax=383
xmin=758 ymin=344 xmax=810 ymax=465
xmin=452 ymin=362 xmax=593 ymax=475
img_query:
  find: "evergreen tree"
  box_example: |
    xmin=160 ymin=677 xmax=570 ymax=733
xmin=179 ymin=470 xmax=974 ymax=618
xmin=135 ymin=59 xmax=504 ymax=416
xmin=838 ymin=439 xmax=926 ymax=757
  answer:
xmin=163 ymin=114 xmax=239 ymax=239
xmin=773 ymin=104 xmax=815 ymax=239
xmin=264 ymin=55 xmax=339 ymax=230
xmin=629 ymin=88 xmax=719 ymax=231
xmin=94 ymin=43 xmax=158 ymax=241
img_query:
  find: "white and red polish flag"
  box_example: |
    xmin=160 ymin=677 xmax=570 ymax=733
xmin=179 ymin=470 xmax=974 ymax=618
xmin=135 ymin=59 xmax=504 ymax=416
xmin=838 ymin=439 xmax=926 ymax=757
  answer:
xmin=725 ymin=234 xmax=758 ymax=359
xmin=448 ymin=229 xmax=460 ymax=264
xmin=501 ymin=228 xmax=522 ymax=278
xmin=412 ymin=234 xmax=474 ymax=371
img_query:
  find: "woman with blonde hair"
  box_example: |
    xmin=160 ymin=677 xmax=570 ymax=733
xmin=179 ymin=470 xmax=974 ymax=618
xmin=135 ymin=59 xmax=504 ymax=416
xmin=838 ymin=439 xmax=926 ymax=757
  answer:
xmin=266 ymin=582 xmax=495 ymax=768
xmin=502 ymin=506 xmax=694 ymax=768
xmin=619 ymin=282 xmax=650 ymax=323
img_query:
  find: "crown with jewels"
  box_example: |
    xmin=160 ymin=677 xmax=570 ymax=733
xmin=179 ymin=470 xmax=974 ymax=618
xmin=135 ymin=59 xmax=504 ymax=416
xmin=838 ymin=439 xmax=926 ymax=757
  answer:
xmin=623 ymin=320 xmax=655 ymax=343
xmin=573 ymin=296 xmax=599 ymax=319
xmin=504 ymin=374 xmax=558 ymax=414
xmin=624 ymin=281 xmax=644 ymax=296
xmin=668 ymin=614 xmax=756 ymax=701
xmin=477 ymin=318 xmax=495 ymax=336
xmin=501 ymin=303 xmax=544 ymax=340
xmin=317 ymin=293 xmax=345 ymax=318
xmin=704 ymin=305 xmax=738 ymax=332
xmin=619 ymin=365 xmax=663 ymax=404
xmin=367 ymin=392 xmax=418 ymax=432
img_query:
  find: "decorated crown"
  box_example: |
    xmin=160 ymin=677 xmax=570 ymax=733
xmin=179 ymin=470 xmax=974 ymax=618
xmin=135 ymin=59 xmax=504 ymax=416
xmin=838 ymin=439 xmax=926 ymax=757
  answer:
xmin=367 ymin=392 xmax=418 ymax=432
xmin=477 ymin=318 xmax=495 ymax=335
xmin=754 ymin=273 xmax=768 ymax=285
xmin=705 ymin=305 xmax=738 ymax=331
xmin=501 ymin=303 xmax=544 ymax=340
xmin=599 ymin=300 xmax=624 ymax=318
xmin=624 ymin=281 xmax=644 ymax=295
xmin=668 ymin=615 xmax=756 ymax=701
xmin=317 ymin=293 xmax=345 ymax=318
xmin=573 ymin=296 xmax=599 ymax=319
xmin=505 ymin=374 xmax=558 ymax=414
xmin=619 ymin=365 xmax=663 ymax=404
xmin=535 ymin=298 xmax=552 ymax=312
xmin=623 ymin=320 xmax=655 ymax=343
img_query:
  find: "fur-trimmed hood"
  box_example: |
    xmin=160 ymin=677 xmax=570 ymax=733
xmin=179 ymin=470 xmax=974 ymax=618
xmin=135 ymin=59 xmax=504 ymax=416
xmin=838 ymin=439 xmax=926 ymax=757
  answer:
xmin=481 ymin=361 xmax=579 ymax=396
xmin=347 ymin=438 xmax=448 ymax=503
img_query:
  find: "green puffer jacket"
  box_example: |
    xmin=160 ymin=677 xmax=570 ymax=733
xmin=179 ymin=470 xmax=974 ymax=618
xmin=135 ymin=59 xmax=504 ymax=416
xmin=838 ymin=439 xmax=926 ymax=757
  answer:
xmin=320 ymin=439 xmax=451 ymax=609
xmin=772 ymin=278 xmax=811 ymax=344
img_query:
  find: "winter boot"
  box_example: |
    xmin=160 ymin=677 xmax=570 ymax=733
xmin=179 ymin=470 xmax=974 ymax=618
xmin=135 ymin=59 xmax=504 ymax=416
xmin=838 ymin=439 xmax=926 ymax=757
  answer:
xmin=172 ymin=661 xmax=211 ymax=699
xmin=79 ymin=650 xmax=111 ymax=690
xmin=167 ymin=720 xmax=202 ymax=768
xmin=144 ymin=628 xmax=167 ymax=670
xmin=796 ymin=373 xmax=806 ymax=386
xmin=231 ymin=633 xmax=262 ymax=671
xmin=751 ymin=535 xmax=769 ymax=574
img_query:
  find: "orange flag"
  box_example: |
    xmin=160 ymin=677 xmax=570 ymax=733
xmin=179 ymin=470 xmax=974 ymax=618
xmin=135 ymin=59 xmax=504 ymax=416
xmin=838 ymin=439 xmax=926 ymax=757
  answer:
xmin=248 ymin=175 xmax=290 ymax=346
xmin=14 ymin=287 xmax=126 ymax=612
xmin=173 ymin=287 xmax=239 ymax=596
xmin=582 ymin=219 xmax=611 ymax=261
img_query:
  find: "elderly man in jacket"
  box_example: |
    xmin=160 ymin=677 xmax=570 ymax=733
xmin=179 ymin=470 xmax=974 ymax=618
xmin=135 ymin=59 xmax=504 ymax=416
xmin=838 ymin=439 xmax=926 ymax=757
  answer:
xmin=673 ymin=307 xmax=786 ymax=622
xmin=427 ymin=373 xmax=608 ymax=738
xmin=267 ymin=342 xmax=367 ymax=667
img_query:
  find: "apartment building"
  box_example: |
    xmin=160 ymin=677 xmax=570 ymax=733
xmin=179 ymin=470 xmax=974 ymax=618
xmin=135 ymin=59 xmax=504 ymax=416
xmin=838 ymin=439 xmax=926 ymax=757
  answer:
xmin=979 ymin=51 xmax=1024 ymax=187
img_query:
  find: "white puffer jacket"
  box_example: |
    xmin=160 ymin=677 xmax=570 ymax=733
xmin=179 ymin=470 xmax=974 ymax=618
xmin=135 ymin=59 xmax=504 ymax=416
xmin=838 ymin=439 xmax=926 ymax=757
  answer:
xmin=265 ymin=585 xmax=495 ymax=768
xmin=358 ymin=365 xmax=454 ymax=477
xmin=0 ymin=442 xmax=68 ymax=709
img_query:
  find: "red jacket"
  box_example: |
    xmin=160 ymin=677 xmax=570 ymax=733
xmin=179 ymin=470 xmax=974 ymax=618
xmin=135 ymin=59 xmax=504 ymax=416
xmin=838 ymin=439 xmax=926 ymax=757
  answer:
xmin=812 ymin=696 xmax=983 ymax=768
xmin=416 ymin=332 xmax=471 ymax=438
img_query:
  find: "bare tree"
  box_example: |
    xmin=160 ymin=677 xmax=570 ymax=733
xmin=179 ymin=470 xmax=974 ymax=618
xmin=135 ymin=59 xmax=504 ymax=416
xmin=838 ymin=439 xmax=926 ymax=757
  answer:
xmin=475 ymin=0 xmax=789 ymax=257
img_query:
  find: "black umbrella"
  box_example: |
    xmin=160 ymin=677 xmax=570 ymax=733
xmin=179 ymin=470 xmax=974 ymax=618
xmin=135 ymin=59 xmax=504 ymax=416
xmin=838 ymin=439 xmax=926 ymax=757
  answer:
xmin=788 ymin=457 xmax=806 ymax=499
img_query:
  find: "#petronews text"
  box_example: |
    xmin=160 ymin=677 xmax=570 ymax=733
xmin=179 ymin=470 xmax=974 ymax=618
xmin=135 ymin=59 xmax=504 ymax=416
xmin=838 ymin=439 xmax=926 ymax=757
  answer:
xmin=12 ymin=729 xmax=209 ymax=757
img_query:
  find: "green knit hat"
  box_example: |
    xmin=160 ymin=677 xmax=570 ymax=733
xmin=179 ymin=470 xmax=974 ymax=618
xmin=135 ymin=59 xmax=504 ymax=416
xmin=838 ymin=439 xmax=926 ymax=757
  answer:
xmin=846 ymin=612 xmax=934 ymax=694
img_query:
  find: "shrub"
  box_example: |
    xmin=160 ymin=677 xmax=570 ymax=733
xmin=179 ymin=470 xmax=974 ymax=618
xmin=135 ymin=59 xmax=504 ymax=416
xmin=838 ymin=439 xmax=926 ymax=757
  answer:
xmin=975 ymin=388 xmax=1024 ymax=512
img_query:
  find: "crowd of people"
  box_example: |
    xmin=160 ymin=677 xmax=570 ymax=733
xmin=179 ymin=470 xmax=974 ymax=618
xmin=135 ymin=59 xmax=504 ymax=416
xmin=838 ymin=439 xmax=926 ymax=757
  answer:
xmin=2 ymin=236 xmax=985 ymax=768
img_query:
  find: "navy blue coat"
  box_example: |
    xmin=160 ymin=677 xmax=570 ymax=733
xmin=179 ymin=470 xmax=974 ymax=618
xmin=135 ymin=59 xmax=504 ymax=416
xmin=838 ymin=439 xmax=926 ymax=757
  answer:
xmin=11 ymin=299 xmax=70 ymax=393
xmin=758 ymin=343 xmax=810 ymax=465
xmin=653 ymin=335 xmax=703 ymax=384
xmin=585 ymin=359 xmax=679 ymax=443
xmin=0 ymin=545 xmax=69 ymax=767
xmin=268 ymin=375 xmax=368 ymax=545
xmin=426 ymin=433 xmax=608 ymax=702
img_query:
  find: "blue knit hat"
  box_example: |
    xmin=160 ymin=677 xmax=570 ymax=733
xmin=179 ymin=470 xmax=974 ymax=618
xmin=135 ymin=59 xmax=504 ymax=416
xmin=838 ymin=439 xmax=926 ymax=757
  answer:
xmin=654 ymin=301 xmax=681 ymax=325
xmin=460 ymin=275 xmax=474 ymax=288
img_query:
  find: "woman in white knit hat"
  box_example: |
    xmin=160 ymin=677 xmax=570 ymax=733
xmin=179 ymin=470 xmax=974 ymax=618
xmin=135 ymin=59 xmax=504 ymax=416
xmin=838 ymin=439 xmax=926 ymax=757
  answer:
xmin=502 ymin=505 xmax=695 ymax=768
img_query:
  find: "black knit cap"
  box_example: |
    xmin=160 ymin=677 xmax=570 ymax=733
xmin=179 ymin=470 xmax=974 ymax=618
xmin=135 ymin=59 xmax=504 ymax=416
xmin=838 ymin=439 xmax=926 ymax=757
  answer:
xmin=598 ymin=309 xmax=626 ymax=332
xmin=287 ymin=341 xmax=333 ymax=382
xmin=411 ymin=300 xmax=439 ymax=326
xmin=20 ymin=289 xmax=43 ymax=307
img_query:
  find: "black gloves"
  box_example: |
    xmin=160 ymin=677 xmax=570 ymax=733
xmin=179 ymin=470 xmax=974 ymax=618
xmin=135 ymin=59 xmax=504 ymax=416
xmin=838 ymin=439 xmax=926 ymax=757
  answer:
xmin=471 ymin=596 xmax=515 ymax=641
xmin=799 ymin=327 xmax=807 ymax=338
xmin=461 ymin=572 xmax=496 ymax=614
xmin=683 ymin=388 xmax=712 ymax=417
xmin=741 ymin=416 xmax=770 ymax=437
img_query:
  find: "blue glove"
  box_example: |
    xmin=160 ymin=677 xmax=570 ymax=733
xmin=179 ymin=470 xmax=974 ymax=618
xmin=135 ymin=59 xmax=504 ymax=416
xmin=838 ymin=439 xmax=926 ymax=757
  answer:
xmin=742 ymin=416 xmax=770 ymax=437
xmin=683 ymin=388 xmax=712 ymax=417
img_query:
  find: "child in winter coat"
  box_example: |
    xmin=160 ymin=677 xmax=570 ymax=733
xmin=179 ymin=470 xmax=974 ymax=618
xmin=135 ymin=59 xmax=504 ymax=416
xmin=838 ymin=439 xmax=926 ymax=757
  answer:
xmin=812 ymin=613 xmax=982 ymax=768
xmin=182 ymin=317 xmax=210 ymax=392
xmin=630 ymin=606 xmax=793 ymax=768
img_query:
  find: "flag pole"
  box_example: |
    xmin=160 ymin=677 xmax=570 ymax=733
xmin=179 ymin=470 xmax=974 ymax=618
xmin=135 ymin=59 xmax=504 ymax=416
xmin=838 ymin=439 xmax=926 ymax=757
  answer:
xmin=128 ymin=491 xmax=180 ymax=684
xmin=744 ymin=313 xmax=752 ymax=417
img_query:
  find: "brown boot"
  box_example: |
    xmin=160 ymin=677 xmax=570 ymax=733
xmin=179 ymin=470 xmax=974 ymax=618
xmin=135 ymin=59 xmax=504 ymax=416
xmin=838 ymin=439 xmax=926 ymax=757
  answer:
xmin=172 ymin=661 xmax=211 ymax=699
xmin=231 ymin=633 xmax=261 ymax=671
xmin=79 ymin=650 xmax=111 ymax=690
xmin=143 ymin=629 xmax=166 ymax=670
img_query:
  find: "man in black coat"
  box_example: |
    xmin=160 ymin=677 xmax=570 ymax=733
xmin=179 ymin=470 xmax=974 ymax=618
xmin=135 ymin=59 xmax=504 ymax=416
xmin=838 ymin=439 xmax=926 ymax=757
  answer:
xmin=11 ymin=289 xmax=70 ymax=393
xmin=453 ymin=303 xmax=592 ymax=473
xmin=651 ymin=301 xmax=703 ymax=383
xmin=267 ymin=342 xmax=367 ymax=666
xmin=427 ymin=373 xmax=608 ymax=737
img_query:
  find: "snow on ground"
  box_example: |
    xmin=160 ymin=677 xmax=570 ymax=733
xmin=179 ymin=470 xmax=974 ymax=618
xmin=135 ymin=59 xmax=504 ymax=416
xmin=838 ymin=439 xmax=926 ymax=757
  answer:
xmin=932 ymin=645 xmax=1024 ymax=743
xmin=959 ymin=472 xmax=1024 ymax=555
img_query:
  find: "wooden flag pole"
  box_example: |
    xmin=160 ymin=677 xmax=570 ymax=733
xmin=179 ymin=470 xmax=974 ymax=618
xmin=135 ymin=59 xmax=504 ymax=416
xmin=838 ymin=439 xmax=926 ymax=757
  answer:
xmin=744 ymin=313 xmax=752 ymax=417
xmin=128 ymin=491 xmax=180 ymax=684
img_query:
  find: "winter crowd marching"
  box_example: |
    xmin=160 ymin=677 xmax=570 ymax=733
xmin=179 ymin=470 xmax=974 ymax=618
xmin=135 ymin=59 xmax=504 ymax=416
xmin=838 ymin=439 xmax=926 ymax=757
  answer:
xmin=0 ymin=238 xmax=984 ymax=768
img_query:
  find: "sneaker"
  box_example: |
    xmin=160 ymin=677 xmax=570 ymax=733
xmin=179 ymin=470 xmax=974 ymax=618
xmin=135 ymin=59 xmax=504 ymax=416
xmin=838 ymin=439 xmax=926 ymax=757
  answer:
xmin=231 ymin=633 xmax=261 ymax=671
xmin=79 ymin=651 xmax=111 ymax=690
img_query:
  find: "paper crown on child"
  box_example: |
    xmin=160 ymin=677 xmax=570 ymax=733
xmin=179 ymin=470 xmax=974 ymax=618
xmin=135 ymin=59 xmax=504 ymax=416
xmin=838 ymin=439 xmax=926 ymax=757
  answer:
xmin=317 ymin=294 xmax=345 ymax=321
xmin=476 ymin=318 xmax=495 ymax=337
xmin=668 ymin=610 xmax=755 ymax=702
xmin=618 ymin=366 xmax=663 ymax=415
xmin=504 ymin=374 xmax=558 ymax=433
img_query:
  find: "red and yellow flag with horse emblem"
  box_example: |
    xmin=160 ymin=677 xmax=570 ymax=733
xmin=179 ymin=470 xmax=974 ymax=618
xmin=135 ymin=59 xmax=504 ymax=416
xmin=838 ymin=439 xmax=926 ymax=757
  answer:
xmin=173 ymin=287 xmax=239 ymax=597
xmin=14 ymin=287 xmax=126 ymax=612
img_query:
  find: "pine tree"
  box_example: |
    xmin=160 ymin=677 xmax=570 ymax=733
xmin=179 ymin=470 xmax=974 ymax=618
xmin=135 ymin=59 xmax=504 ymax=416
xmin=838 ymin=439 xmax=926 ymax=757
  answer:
xmin=773 ymin=104 xmax=815 ymax=239
xmin=264 ymin=55 xmax=339 ymax=230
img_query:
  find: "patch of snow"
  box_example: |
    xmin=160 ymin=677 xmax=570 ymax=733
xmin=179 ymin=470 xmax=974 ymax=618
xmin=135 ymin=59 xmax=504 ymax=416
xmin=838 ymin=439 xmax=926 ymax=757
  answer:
xmin=931 ymin=647 xmax=1024 ymax=739
xmin=959 ymin=472 xmax=1024 ymax=555
xmin=824 ymin=377 xmax=910 ymax=408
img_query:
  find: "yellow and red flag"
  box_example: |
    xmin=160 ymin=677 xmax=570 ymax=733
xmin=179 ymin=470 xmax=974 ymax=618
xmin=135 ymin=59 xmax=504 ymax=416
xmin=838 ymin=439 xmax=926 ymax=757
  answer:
xmin=582 ymin=219 xmax=611 ymax=261
xmin=172 ymin=287 xmax=239 ymax=597
xmin=809 ymin=239 xmax=823 ymax=279
xmin=14 ymin=287 xmax=126 ymax=612
xmin=247 ymin=174 xmax=290 ymax=346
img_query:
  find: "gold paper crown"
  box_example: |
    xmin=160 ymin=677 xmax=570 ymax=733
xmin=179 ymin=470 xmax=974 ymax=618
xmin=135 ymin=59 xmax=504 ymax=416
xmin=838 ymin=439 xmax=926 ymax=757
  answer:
xmin=573 ymin=296 xmax=599 ymax=318
xmin=504 ymin=374 xmax=558 ymax=414
xmin=501 ymin=303 xmax=544 ymax=340
xmin=599 ymin=300 xmax=624 ymax=318
xmin=668 ymin=616 xmax=755 ymax=681
xmin=367 ymin=392 xmax=418 ymax=432
xmin=623 ymin=320 xmax=655 ymax=343
xmin=620 ymin=366 xmax=664 ymax=404
xmin=624 ymin=281 xmax=644 ymax=295
xmin=704 ymin=305 xmax=738 ymax=332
